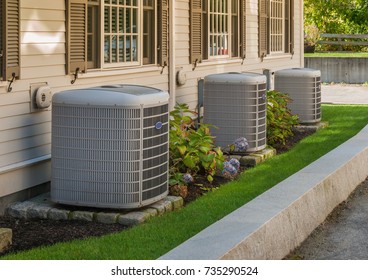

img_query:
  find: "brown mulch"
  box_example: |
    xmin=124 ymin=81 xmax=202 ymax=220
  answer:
xmin=0 ymin=128 xmax=314 ymax=257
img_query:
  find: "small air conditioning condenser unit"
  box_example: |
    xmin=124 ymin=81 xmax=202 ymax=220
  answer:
xmin=274 ymin=68 xmax=322 ymax=124
xmin=203 ymin=72 xmax=267 ymax=152
xmin=51 ymin=85 xmax=169 ymax=209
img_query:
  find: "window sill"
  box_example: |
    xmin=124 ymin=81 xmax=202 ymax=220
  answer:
xmin=262 ymin=53 xmax=293 ymax=60
xmin=79 ymin=65 xmax=163 ymax=79
xmin=198 ymin=57 xmax=243 ymax=67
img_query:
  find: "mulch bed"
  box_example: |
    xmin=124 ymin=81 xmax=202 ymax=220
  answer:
xmin=0 ymin=127 xmax=314 ymax=257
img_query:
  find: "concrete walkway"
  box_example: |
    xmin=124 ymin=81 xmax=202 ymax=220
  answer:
xmin=160 ymin=84 xmax=368 ymax=260
xmin=322 ymin=84 xmax=368 ymax=104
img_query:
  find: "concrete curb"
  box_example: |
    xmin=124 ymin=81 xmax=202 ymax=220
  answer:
xmin=160 ymin=124 xmax=368 ymax=260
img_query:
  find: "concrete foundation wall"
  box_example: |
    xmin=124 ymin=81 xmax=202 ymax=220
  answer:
xmin=160 ymin=125 xmax=368 ymax=260
xmin=304 ymin=57 xmax=368 ymax=84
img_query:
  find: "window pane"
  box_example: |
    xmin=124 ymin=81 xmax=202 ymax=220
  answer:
xmin=209 ymin=0 xmax=229 ymax=57
xmin=143 ymin=1 xmax=155 ymax=65
xmin=270 ymin=0 xmax=284 ymax=53
xmin=104 ymin=0 xmax=139 ymax=64
xmin=104 ymin=35 xmax=110 ymax=63
xmin=119 ymin=36 xmax=124 ymax=61
xmin=231 ymin=0 xmax=238 ymax=57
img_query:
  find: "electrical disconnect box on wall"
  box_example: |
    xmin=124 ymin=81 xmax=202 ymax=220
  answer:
xmin=30 ymin=83 xmax=52 ymax=112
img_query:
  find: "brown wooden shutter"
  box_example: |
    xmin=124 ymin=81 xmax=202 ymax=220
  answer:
xmin=66 ymin=0 xmax=87 ymax=75
xmin=259 ymin=0 xmax=269 ymax=58
xmin=289 ymin=0 xmax=294 ymax=54
xmin=240 ymin=0 xmax=247 ymax=60
xmin=1 ymin=0 xmax=20 ymax=81
xmin=190 ymin=0 xmax=203 ymax=66
xmin=0 ymin=0 xmax=3 ymax=80
xmin=158 ymin=0 xmax=169 ymax=67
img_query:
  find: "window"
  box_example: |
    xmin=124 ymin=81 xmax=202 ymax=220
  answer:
xmin=0 ymin=0 xmax=20 ymax=81
xmin=66 ymin=0 xmax=168 ymax=75
xmin=190 ymin=0 xmax=246 ymax=66
xmin=259 ymin=0 xmax=294 ymax=58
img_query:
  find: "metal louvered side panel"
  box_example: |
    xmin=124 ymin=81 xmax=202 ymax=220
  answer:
xmin=274 ymin=74 xmax=322 ymax=124
xmin=203 ymin=82 xmax=267 ymax=152
xmin=141 ymin=104 xmax=169 ymax=203
xmin=51 ymin=104 xmax=142 ymax=208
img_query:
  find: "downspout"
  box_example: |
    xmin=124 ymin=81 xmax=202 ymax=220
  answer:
xmin=301 ymin=0 xmax=304 ymax=68
xmin=168 ymin=0 xmax=176 ymax=110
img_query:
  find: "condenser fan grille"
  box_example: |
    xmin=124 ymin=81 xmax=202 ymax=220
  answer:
xmin=51 ymin=86 xmax=169 ymax=209
xmin=203 ymin=73 xmax=267 ymax=152
xmin=274 ymin=68 xmax=321 ymax=124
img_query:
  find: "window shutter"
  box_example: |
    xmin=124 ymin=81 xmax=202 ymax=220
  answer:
xmin=66 ymin=0 xmax=87 ymax=75
xmin=258 ymin=0 xmax=268 ymax=58
xmin=0 ymin=0 xmax=3 ymax=80
xmin=289 ymin=0 xmax=294 ymax=54
xmin=190 ymin=0 xmax=203 ymax=66
xmin=158 ymin=0 xmax=169 ymax=67
xmin=1 ymin=0 xmax=20 ymax=81
xmin=240 ymin=0 xmax=247 ymax=60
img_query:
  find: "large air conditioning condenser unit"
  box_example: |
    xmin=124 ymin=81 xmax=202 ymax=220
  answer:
xmin=203 ymin=72 xmax=267 ymax=152
xmin=274 ymin=68 xmax=322 ymax=124
xmin=51 ymin=85 xmax=169 ymax=209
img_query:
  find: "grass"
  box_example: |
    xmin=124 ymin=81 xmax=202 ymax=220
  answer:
xmin=304 ymin=52 xmax=368 ymax=57
xmin=2 ymin=105 xmax=368 ymax=260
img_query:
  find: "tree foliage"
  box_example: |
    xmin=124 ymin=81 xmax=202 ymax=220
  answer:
xmin=304 ymin=0 xmax=368 ymax=51
xmin=305 ymin=0 xmax=368 ymax=34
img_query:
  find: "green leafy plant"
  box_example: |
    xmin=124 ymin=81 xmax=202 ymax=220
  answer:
xmin=169 ymin=103 xmax=224 ymax=186
xmin=267 ymin=90 xmax=299 ymax=146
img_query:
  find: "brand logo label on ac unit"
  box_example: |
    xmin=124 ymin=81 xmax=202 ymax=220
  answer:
xmin=155 ymin=121 xmax=163 ymax=130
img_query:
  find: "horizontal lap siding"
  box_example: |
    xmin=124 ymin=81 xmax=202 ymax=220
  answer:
xmin=0 ymin=1 xmax=64 ymax=176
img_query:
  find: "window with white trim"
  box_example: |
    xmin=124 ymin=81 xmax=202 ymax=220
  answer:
xmin=259 ymin=0 xmax=294 ymax=58
xmin=67 ymin=0 xmax=167 ymax=74
xmin=270 ymin=0 xmax=284 ymax=53
xmin=205 ymin=0 xmax=239 ymax=59
xmin=190 ymin=0 xmax=246 ymax=66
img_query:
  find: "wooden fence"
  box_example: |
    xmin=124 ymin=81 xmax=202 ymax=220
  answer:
xmin=317 ymin=34 xmax=368 ymax=49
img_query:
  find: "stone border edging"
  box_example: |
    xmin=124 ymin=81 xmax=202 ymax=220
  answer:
xmin=159 ymin=125 xmax=368 ymax=259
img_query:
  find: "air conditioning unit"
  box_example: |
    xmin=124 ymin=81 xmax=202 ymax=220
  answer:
xmin=274 ymin=68 xmax=322 ymax=124
xmin=203 ymin=72 xmax=267 ymax=152
xmin=51 ymin=85 xmax=169 ymax=209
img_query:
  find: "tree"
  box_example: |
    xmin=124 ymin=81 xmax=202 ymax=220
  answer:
xmin=304 ymin=0 xmax=368 ymax=34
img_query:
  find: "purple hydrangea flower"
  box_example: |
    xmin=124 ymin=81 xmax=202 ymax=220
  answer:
xmin=222 ymin=161 xmax=238 ymax=177
xmin=234 ymin=137 xmax=249 ymax=152
xmin=183 ymin=173 xmax=194 ymax=184
xmin=229 ymin=158 xmax=240 ymax=171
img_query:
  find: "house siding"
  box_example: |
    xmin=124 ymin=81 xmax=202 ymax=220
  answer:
xmin=0 ymin=0 xmax=303 ymax=205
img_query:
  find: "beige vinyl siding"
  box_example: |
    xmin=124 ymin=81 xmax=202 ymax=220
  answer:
xmin=21 ymin=1 xmax=66 ymax=80
xmin=175 ymin=0 xmax=190 ymax=66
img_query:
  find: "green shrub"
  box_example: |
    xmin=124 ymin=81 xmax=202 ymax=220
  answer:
xmin=169 ymin=103 xmax=224 ymax=185
xmin=267 ymin=90 xmax=299 ymax=146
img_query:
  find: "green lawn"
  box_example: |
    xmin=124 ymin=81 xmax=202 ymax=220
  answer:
xmin=304 ymin=52 xmax=368 ymax=57
xmin=2 ymin=105 xmax=368 ymax=260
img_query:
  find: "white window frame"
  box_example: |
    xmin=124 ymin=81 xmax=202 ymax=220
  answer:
xmin=87 ymin=0 xmax=158 ymax=70
xmin=269 ymin=0 xmax=285 ymax=54
xmin=204 ymin=0 xmax=239 ymax=60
